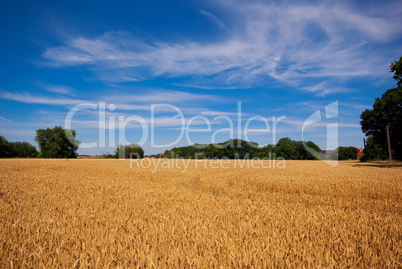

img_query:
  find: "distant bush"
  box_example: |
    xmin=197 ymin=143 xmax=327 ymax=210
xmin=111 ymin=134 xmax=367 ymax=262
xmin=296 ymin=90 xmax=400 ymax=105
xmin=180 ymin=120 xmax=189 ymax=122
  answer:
xmin=115 ymin=144 xmax=144 ymax=159
xmin=331 ymin=147 xmax=358 ymax=160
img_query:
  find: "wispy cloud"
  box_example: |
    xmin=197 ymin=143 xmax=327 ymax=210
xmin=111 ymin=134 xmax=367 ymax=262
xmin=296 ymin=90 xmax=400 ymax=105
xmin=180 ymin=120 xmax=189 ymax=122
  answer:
xmin=0 ymin=116 xmax=12 ymax=122
xmin=199 ymin=9 xmax=225 ymax=29
xmin=0 ymin=91 xmax=87 ymax=106
xmin=0 ymin=89 xmax=224 ymax=116
xmin=199 ymin=110 xmax=238 ymax=116
xmin=0 ymin=129 xmax=36 ymax=136
xmin=38 ymin=82 xmax=74 ymax=95
xmin=284 ymin=119 xmax=360 ymax=129
xmin=41 ymin=1 xmax=402 ymax=95
xmin=301 ymin=81 xmax=351 ymax=97
xmin=106 ymin=89 xmax=217 ymax=103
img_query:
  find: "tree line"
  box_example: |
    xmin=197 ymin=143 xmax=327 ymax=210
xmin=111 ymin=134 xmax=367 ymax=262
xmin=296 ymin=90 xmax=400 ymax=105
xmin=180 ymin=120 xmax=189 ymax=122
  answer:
xmin=1 ymin=129 xmax=359 ymax=160
xmin=162 ymin=138 xmax=360 ymax=161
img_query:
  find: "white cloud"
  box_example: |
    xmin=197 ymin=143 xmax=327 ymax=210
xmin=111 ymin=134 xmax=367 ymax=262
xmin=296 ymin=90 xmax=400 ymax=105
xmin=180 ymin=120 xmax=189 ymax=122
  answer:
xmin=46 ymin=86 xmax=73 ymax=95
xmin=0 ymin=129 xmax=36 ymax=136
xmin=44 ymin=47 xmax=95 ymax=66
xmin=0 ymin=91 xmax=87 ymax=105
xmin=301 ymin=81 xmax=351 ymax=97
xmin=41 ymin=1 xmax=402 ymax=95
xmin=0 ymin=89 xmax=228 ymax=119
xmin=283 ymin=119 xmax=360 ymax=129
xmin=66 ymin=115 xmax=216 ymax=130
xmin=106 ymin=90 xmax=217 ymax=103
xmin=38 ymin=82 xmax=74 ymax=95
xmin=0 ymin=89 xmax=216 ymax=107
xmin=199 ymin=110 xmax=238 ymax=116
xmin=0 ymin=116 xmax=12 ymax=122
xmin=199 ymin=9 xmax=225 ymax=29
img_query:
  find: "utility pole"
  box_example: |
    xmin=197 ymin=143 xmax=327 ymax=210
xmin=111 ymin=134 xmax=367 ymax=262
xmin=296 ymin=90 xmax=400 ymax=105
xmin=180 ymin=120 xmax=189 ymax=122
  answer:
xmin=386 ymin=125 xmax=392 ymax=162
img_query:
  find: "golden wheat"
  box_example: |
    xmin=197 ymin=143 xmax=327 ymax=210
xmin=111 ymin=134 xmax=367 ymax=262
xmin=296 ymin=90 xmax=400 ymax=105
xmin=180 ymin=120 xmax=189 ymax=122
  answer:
xmin=0 ymin=159 xmax=401 ymax=268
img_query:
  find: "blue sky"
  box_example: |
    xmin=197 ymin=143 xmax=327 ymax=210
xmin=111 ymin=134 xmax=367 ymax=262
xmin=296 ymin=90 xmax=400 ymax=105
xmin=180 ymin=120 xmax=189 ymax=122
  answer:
xmin=0 ymin=0 xmax=401 ymax=155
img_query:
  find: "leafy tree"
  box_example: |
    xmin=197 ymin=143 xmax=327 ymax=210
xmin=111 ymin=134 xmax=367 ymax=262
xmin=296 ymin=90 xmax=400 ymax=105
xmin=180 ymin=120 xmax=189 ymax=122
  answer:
xmin=390 ymin=56 xmax=402 ymax=87
xmin=360 ymin=136 xmax=387 ymax=161
xmin=9 ymin=142 xmax=38 ymax=158
xmin=256 ymin=144 xmax=275 ymax=159
xmin=360 ymin=79 xmax=402 ymax=160
xmin=0 ymin=136 xmax=12 ymax=157
xmin=163 ymin=150 xmax=175 ymax=159
xmin=275 ymin=137 xmax=296 ymax=159
xmin=332 ymin=146 xmax=358 ymax=160
xmin=0 ymin=136 xmax=38 ymax=158
xmin=295 ymin=141 xmax=322 ymax=160
xmin=115 ymin=144 xmax=144 ymax=159
xmin=35 ymin=126 xmax=80 ymax=158
xmin=218 ymin=139 xmax=258 ymax=159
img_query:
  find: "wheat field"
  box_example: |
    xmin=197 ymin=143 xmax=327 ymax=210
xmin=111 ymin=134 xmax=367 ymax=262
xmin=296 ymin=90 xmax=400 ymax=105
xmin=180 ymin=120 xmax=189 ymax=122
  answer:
xmin=0 ymin=159 xmax=401 ymax=268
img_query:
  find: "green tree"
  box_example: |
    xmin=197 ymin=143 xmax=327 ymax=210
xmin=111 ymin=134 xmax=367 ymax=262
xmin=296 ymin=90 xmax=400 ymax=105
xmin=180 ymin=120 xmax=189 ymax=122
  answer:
xmin=295 ymin=141 xmax=322 ymax=160
xmin=360 ymin=136 xmax=387 ymax=161
xmin=275 ymin=137 xmax=296 ymax=159
xmin=9 ymin=142 xmax=38 ymax=158
xmin=332 ymin=146 xmax=358 ymax=160
xmin=35 ymin=126 xmax=80 ymax=158
xmin=0 ymin=136 xmax=12 ymax=157
xmin=390 ymin=56 xmax=402 ymax=87
xmin=163 ymin=150 xmax=174 ymax=159
xmin=115 ymin=144 xmax=144 ymax=159
xmin=360 ymin=87 xmax=402 ymax=160
xmin=257 ymin=144 xmax=275 ymax=159
xmin=360 ymin=56 xmax=402 ymax=160
xmin=221 ymin=139 xmax=258 ymax=159
xmin=0 ymin=136 xmax=38 ymax=158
